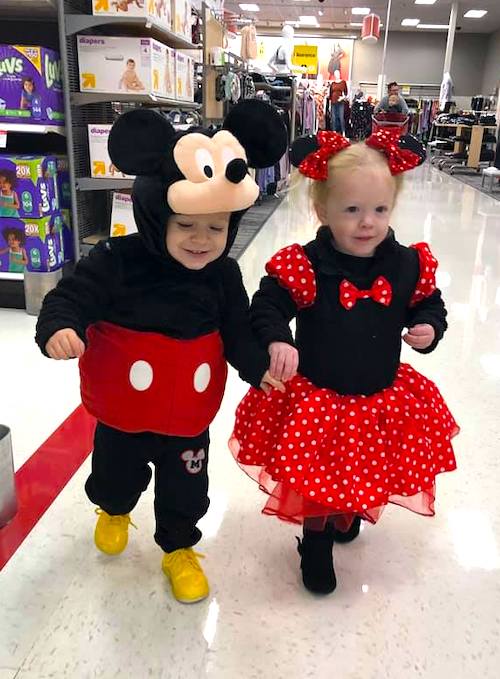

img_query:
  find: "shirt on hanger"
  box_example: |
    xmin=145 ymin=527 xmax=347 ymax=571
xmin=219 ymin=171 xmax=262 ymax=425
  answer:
xmin=240 ymin=24 xmax=258 ymax=61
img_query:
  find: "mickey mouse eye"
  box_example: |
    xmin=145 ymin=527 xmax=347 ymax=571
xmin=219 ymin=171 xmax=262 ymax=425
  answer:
xmin=195 ymin=148 xmax=215 ymax=179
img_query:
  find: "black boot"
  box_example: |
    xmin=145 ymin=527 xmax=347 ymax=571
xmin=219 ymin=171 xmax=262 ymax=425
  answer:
xmin=332 ymin=516 xmax=362 ymax=544
xmin=296 ymin=525 xmax=336 ymax=594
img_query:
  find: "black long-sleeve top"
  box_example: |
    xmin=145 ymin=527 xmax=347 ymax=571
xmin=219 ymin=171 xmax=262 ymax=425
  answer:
xmin=35 ymin=235 xmax=268 ymax=388
xmin=251 ymin=227 xmax=447 ymax=396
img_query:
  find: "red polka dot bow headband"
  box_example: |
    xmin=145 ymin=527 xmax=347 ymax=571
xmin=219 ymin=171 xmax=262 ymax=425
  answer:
xmin=291 ymin=129 xmax=425 ymax=182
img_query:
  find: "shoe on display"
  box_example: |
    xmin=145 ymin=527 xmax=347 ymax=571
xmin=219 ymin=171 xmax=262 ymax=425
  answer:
xmin=296 ymin=526 xmax=337 ymax=595
xmin=94 ymin=508 xmax=135 ymax=556
xmin=162 ymin=548 xmax=210 ymax=604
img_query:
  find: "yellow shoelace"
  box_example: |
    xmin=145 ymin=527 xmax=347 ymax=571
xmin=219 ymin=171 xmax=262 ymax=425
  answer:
xmin=166 ymin=549 xmax=205 ymax=573
xmin=95 ymin=508 xmax=137 ymax=530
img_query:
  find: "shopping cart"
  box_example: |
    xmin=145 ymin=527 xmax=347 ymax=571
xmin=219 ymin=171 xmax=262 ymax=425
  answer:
xmin=371 ymin=112 xmax=410 ymax=136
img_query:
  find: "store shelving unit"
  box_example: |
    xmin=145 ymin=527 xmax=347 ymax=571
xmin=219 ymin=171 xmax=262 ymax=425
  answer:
xmin=56 ymin=0 xmax=202 ymax=261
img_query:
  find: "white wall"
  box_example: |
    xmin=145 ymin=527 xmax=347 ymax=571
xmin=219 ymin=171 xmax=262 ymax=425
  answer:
xmin=352 ymin=31 xmax=488 ymax=97
xmin=482 ymin=29 xmax=500 ymax=95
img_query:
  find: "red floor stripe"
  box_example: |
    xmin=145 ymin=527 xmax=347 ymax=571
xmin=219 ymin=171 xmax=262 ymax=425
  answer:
xmin=0 ymin=405 xmax=96 ymax=571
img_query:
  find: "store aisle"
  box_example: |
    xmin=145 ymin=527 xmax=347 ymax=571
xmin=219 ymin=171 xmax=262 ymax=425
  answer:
xmin=1 ymin=165 xmax=500 ymax=679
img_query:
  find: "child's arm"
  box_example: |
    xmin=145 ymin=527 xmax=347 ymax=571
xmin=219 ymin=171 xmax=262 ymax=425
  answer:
xmin=12 ymin=192 xmax=20 ymax=210
xmin=405 ymin=289 xmax=447 ymax=354
xmin=219 ymin=259 xmax=278 ymax=389
xmin=21 ymin=248 xmax=28 ymax=266
xmin=251 ymin=274 xmax=298 ymax=348
xmin=35 ymin=240 xmax=117 ymax=357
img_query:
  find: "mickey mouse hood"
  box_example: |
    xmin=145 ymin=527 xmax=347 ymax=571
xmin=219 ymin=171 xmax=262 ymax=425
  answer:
xmin=108 ymin=100 xmax=288 ymax=270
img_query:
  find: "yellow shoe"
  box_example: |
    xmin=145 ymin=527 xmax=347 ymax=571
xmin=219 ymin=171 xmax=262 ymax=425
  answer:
xmin=162 ymin=548 xmax=209 ymax=604
xmin=94 ymin=508 xmax=135 ymax=555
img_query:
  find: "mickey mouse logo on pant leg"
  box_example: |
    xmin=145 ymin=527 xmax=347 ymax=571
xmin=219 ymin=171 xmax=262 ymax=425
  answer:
xmin=181 ymin=448 xmax=206 ymax=474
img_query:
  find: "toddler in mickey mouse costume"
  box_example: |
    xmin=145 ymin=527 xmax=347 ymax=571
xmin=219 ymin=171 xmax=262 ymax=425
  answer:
xmin=230 ymin=129 xmax=459 ymax=595
xmin=35 ymin=101 xmax=288 ymax=604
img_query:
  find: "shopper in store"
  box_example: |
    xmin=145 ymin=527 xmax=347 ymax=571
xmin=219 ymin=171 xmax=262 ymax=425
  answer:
xmin=375 ymin=81 xmax=409 ymax=115
xmin=35 ymin=101 xmax=288 ymax=605
xmin=230 ymin=129 xmax=458 ymax=595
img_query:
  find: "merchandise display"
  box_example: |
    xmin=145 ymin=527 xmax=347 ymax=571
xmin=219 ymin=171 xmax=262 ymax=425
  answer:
xmin=77 ymin=36 xmax=170 ymax=98
xmin=175 ymin=52 xmax=194 ymax=102
xmin=0 ymin=45 xmax=64 ymax=126
xmin=0 ymin=212 xmax=65 ymax=274
xmin=0 ymin=155 xmax=59 ymax=219
xmin=91 ymin=0 xmax=172 ymax=31
xmin=55 ymin=156 xmax=71 ymax=209
xmin=173 ymin=0 xmax=192 ymax=42
xmin=88 ymin=124 xmax=135 ymax=179
xmin=110 ymin=192 xmax=137 ymax=237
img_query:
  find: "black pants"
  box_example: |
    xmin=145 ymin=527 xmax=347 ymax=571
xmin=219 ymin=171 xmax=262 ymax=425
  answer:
xmin=85 ymin=423 xmax=210 ymax=553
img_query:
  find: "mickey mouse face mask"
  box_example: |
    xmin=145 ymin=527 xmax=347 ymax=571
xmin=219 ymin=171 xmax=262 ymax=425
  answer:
xmin=108 ymin=99 xmax=289 ymax=216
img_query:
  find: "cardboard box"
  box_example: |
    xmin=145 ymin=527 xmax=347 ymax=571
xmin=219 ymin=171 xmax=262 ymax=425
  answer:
xmin=164 ymin=46 xmax=176 ymax=99
xmin=172 ymin=0 xmax=192 ymax=41
xmin=175 ymin=52 xmax=194 ymax=102
xmin=91 ymin=0 xmax=172 ymax=32
xmin=110 ymin=192 xmax=138 ymax=237
xmin=60 ymin=208 xmax=74 ymax=263
xmin=0 ymin=45 xmax=64 ymax=126
xmin=77 ymin=36 xmax=170 ymax=98
xmin=88 ymin=124 xmax=135 ymax=179
xmin=0 ymin=155 xmax=59 ymax=219
xmin=55 ymin=156 xmax=71 ymax=209
xmin=0 ymin=214 xmax=64 ymax=274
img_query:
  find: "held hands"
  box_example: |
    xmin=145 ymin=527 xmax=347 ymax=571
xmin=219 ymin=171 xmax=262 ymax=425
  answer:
xmin=269 ymin=341 xmax=299 ymax=382
xmin=45 ymin=328 xmax=86 ymax=360
xmin=403 ymin=324 xmax=435 ymax=351
xmin=260 ymin=370 xmax=286 ymax=395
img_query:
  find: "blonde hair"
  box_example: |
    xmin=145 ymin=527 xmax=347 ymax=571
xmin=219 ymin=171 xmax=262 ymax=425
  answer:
xmin=289 ymin=141 xmax=404 ymax=217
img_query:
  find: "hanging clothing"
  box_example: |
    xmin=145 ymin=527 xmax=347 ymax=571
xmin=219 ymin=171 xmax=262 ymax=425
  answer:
xmin=240 ymin=24 xmax=258 ymax=61
xmin=330 ymin=79 xmax=348 ymax=104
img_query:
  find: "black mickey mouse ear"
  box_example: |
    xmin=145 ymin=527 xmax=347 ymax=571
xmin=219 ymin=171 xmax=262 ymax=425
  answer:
xmin=398 ymin=134 xmax=426 ymax=165
xmin=108 ymin=108 xmax=176 ymax=176
xmin=290 ymin=135 xmax=320 ymax=168
xmin=223 ymin=100 xmax=288 ymax=169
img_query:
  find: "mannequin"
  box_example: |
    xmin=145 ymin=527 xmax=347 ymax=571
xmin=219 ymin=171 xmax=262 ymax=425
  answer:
xmin=440 ymin=71 xmax=454 ymax=112
xmin=329 ymin=68 xmax=348 ymax=135
xmin=268 ymin=25 xmax=296 ymax=74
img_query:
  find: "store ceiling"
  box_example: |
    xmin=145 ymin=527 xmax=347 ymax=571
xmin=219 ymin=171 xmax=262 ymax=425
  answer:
xmin=225 ymin=0 xmax=500 ymax=34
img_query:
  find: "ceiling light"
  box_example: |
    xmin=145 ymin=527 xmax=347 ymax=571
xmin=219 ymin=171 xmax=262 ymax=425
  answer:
xmin=402 ymin=18 xmax=420 ymax=26
xmin=299 ymin=15 xmax=319 ymax=25
xmin=464 ymin=10 xmax=488 ymax=18
xmin=415 ymin=0 xmax=437 ymax=5
xmin=350 ymin=22 xmax=363 ymax=26
xmin=417 ymin=24 xmax=450 ymax=29
xmin=239 ymin=3 xmax=259 ymax=11
xmin=318 ymin=10 xmax=323 ymax=16
xmin=352 ymin=7 xmax=370 ymax=15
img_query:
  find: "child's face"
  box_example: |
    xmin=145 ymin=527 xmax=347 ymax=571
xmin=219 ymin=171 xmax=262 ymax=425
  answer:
xmin=3 ymin=180 xmax=12 ymax=191
xmin=127 ymin=61 xmax=136 ymax=71
xmin=166 ymin=212 xmax=230 ymax=269
xmin=24 ymin=81 xmax=34 ymax=94
xmin=315 ymin=166 xmax=395 ymax=258
xmin=7 ymin=234 xmax=21 ymax=249
xmin=388 ymin=95 xmax=398 ymax=106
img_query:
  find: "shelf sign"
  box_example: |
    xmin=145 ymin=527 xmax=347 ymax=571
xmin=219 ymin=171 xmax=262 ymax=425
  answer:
xmin=401 ymin=85 xmax=411 ymax=95
xmin=292 ymin=45 xmax=318 ymax=75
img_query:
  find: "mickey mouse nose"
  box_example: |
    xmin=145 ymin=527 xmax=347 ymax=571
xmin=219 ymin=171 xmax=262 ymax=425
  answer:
xmin=226 ymin=158 xmax=248 ymax=184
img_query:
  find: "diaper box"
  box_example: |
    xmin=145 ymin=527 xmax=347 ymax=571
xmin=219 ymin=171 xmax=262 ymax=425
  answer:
xmin=77 ymin=36 xmax=170 ymax=98
xmin=55 ymin=156 xmax=71 ymax=209
xmin=172 ymin=0 xmax=192 ymax=41
xmin=164 ymin=45 xmax=176 ymax=100
xmin=91 ymin=0 xmax=172 ymax=31
xmin=175 ymin=52 xmax=194 ymax=102
xmin=0 ymin=213 xmax=64 ymax=275
xmin=110 ymin=192 xmax=138 ymax=237
xmin=0 ymin=45 xmax=64 ymax=126
xmin=88 ymin=124 xmax=135 ymax=179
xmin=0 ymin=154 xmax=59 ymax=219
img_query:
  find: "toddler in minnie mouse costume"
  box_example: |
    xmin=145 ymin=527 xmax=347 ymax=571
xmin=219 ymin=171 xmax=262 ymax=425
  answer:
xmin=35 ymin=101 xmax=288 ymax=604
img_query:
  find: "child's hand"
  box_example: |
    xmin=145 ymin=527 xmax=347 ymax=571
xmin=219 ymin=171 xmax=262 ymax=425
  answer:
xmin=403 ymin=324 xmax=435 ymax=350
xmin=260 ymin=370 xmax=286 ymax=395
xmin=269 ymin=341 xmax=299 ymax=382
xmin=46 ymin=328 xmax=85 ymax=360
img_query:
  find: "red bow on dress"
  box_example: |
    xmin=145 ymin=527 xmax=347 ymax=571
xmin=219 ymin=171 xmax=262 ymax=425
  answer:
xmin=298 ymin=131 xmax=351 ymax=181
xmin=366 ymin=129 xmax=422 ymax=175
xmin=340 ymin=276 xmax=392 ymax=310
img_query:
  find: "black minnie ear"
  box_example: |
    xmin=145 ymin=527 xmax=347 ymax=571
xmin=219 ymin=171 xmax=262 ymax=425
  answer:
xmin=398 ymin=134 xmax=426 ymax=165
xmin=108 ymin=109 xmax=176 ymax=176
xmin=290 ymin=135 xmax=320 ymax=168
xmin=223 ymin=100 xmax=288 ymax=169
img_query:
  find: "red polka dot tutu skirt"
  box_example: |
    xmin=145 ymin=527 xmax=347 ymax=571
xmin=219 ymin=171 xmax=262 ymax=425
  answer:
xmin=230 ymin=364 xmax=459 ymax=525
